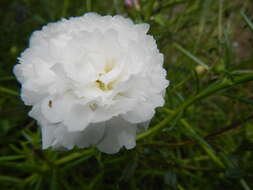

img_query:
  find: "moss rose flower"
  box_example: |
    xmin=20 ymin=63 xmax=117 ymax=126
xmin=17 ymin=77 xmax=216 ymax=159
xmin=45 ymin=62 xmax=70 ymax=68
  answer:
xmin=13 ymin=13 xmax=169 ymax=154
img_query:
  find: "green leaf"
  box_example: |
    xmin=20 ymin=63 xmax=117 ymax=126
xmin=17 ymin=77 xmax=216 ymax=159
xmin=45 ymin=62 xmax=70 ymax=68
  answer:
xmin=138 ymin=74 xmax=253 ymax=140
xmin=245 ymin=123 xmax=253 ymax=142
xmin=55 ymin=148 xmax=95 ymax=165
xmin=0 ymin=155 xmax=25 ymax=162
xmin=223 ymin=94 xmax=253 ymax=107
xmin=0 ymin=175 xmax=22 ymax=183
xmin=63 ymin=154 xmax=92 ymax=170
xmin=180 ymin=119 xmax=225 ymax=168
xmin=225 ymin=168 xmax=244 ymax=179
xmin=50 ymin=169 xmax=58 ymax=190
xmin=0 ymin=86 xmax=19 ymax=96
xmin=34 ymin=177 xmax=43 ymax=190
xmin=241 ymin=11 xmax=253 ymax=33
xmin=120 ymin=155 xmax=138 ymax=182
xmin=164 ymin=172 xmax=177 ymax=187
xmin=173 ymin=43 xmax=210 ymax=70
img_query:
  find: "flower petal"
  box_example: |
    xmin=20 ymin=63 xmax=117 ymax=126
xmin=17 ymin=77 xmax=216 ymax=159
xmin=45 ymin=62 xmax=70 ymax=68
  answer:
xmin=41 ymin=124 xmax=58 ymax=149
xmin=97 ymin=117 xmax=136 ymax=154
xmin=122 ymin=94 xmax=164 ymax=123
xmin=41 ymin=96 xmax=68 ymax=123
xmin=76 ymin=122 xmax=106 ymax=148
xmin=63 ymin=104 xmax=94 ymax=132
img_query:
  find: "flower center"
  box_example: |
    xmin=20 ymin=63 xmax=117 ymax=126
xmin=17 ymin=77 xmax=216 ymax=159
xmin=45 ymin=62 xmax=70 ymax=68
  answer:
xmin=95 ymin=58 xmax=117 ymax=91
xmin=96 ymin=80 xmax=113 ymax=91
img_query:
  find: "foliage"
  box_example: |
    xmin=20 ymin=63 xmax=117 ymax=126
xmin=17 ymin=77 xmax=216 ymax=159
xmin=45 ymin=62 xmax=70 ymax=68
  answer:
xmin=0 ymin=0 xmax=253 ymax=189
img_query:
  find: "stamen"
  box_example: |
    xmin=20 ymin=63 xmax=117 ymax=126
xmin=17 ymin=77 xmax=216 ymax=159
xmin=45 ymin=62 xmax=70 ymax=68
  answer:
xmin=89 ymin=103 xmax=98 ymax=111
xmin=96 ymin=80 xmax=113 ymax=91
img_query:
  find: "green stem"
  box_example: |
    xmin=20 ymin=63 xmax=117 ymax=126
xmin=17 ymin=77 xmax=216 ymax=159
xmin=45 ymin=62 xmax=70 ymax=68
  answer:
xmin=62 ymin=0 xmax=69 ymax=18
xmin=0 ymin=76 xmax=15 ymax=81
xmin=55 ymin=148 xmax=95 ymax=165
xmin=0 ymin=86 xmax=19 ymax=96
xmin=240 ymin=179 xmax=251 ymax=190
xmin=180 ymin=119 xmax=225 ymax=168
xmin=170 ymin=73 xmax=192 ymax=93
xmin=241 ymin=11 xmax=253 ymax=33
xmin=137 ymin=74 xmax=253 ymax=140
xmin=86 ymin=0 xmax=92 ymax=12
xmin=173 ymin=43 xmax=210 ymax=70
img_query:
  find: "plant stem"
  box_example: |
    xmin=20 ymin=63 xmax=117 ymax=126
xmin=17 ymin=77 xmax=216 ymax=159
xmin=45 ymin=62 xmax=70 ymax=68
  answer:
xmin=55 ymin=148 xmax=95 ymax=165
xmin=137 ymin=74 xmax=253 ymax=140
xmin=0 ymin=86 xmax=19 ymax=96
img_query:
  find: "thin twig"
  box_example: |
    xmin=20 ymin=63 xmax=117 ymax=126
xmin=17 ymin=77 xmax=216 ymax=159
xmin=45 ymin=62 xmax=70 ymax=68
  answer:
xmin=144 ymin=113 xmax=253 ymax=148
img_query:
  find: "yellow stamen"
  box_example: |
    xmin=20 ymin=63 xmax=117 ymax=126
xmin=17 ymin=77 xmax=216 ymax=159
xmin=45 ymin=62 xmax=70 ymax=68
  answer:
xmin=96 ymin=80 xmax=113 ymax=91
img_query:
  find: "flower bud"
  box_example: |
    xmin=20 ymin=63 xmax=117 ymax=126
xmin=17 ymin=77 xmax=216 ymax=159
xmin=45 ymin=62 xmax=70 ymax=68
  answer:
xmin=195 ymin=65 xmax=206 ymax=74
xmin=125 ymin=0 xmax=140 ymax=10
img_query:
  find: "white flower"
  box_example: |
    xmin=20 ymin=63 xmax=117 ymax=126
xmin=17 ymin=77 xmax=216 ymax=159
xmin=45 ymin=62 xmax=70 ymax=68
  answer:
xmin=13 ymin=13 xmax=169 ymax=154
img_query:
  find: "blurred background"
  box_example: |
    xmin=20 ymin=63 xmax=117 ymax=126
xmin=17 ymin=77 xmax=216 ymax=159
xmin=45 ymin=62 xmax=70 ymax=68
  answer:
xmin=0 ymin=0 xmax=253 ymax=189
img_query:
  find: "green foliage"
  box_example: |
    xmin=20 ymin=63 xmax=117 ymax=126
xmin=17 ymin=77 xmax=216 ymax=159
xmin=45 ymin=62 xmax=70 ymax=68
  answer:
xmin=1 ymin=0 xmax=253 ymax=189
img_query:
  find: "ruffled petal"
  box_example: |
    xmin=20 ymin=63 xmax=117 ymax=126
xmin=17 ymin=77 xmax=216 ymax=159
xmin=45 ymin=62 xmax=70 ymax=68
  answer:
xmin=41 ymin=122 xmax=105 ymax=150
xmin=97 ymin=117 xmax=136 ymax=154
xmin=40 ymin=96 xmax=70 ymax=123
xmin=122 ymin=94 xmax=164 ymax=123
xmin=63 ymin=104 xmax=94 ymax=131
xmin=29 ymin=104 xmax=57 ymax=149
xmin=76 ymin=122 xmax=106 ymax=148
xmin=21 ymin=88 xmax=46 ymax=106
xmin=41 ymin=124 xmax=58 ymax=149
